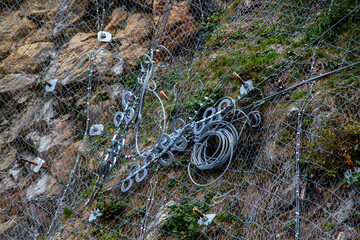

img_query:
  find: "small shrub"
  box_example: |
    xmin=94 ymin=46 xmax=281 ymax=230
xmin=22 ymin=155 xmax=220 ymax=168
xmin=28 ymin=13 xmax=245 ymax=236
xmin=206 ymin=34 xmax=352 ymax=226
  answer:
xmin=161 ymin=198 xmax=209 ymax=240
xmin=63 ymin=207 xmax=73 ymax=220
xmin=305 ymin=0 xmax=360 ymax=42
xmin=304 ymin=115 xmax=360 ymax=179
xmin=199 ymin=11 xmax=222 ymax=35
xmin=96 ymin=197 xmax=126 ymax=221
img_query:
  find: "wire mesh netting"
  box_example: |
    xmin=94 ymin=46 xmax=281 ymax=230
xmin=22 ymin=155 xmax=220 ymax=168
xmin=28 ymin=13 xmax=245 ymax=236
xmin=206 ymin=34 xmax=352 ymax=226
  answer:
xmin=0 ymin=0 xmax=360 ymax=239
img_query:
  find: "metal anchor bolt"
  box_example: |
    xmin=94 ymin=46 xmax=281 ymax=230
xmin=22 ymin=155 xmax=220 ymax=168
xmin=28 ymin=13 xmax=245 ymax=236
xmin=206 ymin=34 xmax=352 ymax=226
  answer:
xmin=193 ymin=207 xmax=206 ymax=219
xmin=20 ymin=157 xmax=38 ymax=166
xmin=346 ymin=155 xmax=355 ymax=173
xmin=44 ymin=81 xmax=52 ymax=87
xmin=193 ymin=207 xmax=216 ymax=226
xmin=233 ymin=72 xmax=246 ymax=85
xmin=160 ymin=91 xmax=170 ymax=102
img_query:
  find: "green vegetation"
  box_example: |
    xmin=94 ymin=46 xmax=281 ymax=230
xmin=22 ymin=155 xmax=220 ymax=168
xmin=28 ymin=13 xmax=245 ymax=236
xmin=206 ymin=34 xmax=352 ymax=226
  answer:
xmin=277 ymin=128 xmax=292 ymax=145
xmin=96 ymin=197 xmax=127 ymax=221
xmin=302 ymin=115 xmax=360 ymax=179
xmin=161 ymin=197 xmax=209 ymax=239
xmin=343 ymin=167 xmax=360 ymax=186
xmin=305 ymin=0 xmax=360 ymax=42
xmin=324 ymin=222 xmax=336 ymax=231
xmin=63 ymin=207 xmax=73 ymax=220
xmin=184 ymin=82 xmax=224 ymax=117
xmin=79 ymin=179 xmax=96 ymax=198
xmin=207 ymin=48 xmax=280 ymax=83
xmin=199 ymin=10 xmax=223 ymax=36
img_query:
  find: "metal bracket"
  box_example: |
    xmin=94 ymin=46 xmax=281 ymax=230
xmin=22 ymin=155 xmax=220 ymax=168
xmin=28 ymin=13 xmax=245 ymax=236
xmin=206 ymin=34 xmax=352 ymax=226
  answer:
xmin=198 ymin=214 xmax=216 ymax=226
xmin=193 ymin=207 xmax=216 ymax=225
xmin=240 ymin=80 xmax=254 ymax=95
xmin=89 ymin=124 xmax=104 ymax=136
xmin=45 ymin=79 xmax=57 ymax=92
xmin=89 ymin=209 xmax=102 ymax=222
xmin=30 ymin=157 xmax=45 ymax=173
xmin=97 ymin=31 xmax=112 ymax=42
xmin=344 ymin=167 xmax=360 ymax=184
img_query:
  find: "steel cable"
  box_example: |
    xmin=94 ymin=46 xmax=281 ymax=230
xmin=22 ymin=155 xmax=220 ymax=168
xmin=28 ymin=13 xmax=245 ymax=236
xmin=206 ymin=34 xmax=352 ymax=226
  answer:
xmin=188 ymin=121 xmax=240 ymax=186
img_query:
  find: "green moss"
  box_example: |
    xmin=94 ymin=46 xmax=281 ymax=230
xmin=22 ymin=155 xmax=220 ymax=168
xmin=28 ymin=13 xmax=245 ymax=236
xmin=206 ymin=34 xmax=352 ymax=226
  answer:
xmin=183 ymin=82 xmax=225 ymax=118
xmin=199 ymin=10 xmax=223 ymax=35
xmin=208 ymin=48 xmax=280 ymax=83
xmin=290 ymin=91 xmax=309 ymax=101
xmin=324 ymin=222 xmax=336 ymax=231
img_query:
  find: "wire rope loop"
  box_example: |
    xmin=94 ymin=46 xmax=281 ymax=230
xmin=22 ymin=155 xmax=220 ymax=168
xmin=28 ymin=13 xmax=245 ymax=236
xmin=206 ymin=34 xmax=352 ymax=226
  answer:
xmin=154 ymin=45 xmax=173 ymax=68
xmin=217 ymin=98 xmax=233 ymax=112
xmin=193 ymin=121 xmax=205 ymax=135
xmin=135 ymin=167 xmax=148 ymax=183
xmin=113 ymin=111 xmax=124 ymax=128
xmin=187 ymin=121 xmax=239 ymax=186
xmin=124 ymin=107 xmax=135 ymax=123
xmin=159 ymin=151 xmax=174 ymax=166
xmin=203 ymin=107 xmax=217 ymax=123
xmin=171 ymin=118 xmax=185 ymax=133
xmin=140 ymin=53 xmax=152 ymax=71
xmin=147 ymin=79 xmax=157 ymax=92
xmin=137 ymin=72 xmax=146 ymax=85
xmin=247 ymin=111 xmax=262 ymax=128
xmin=171 ymin=136 xmax=188 ymax=152
xmin=113 ymin=139 xmax=124 ymax=155
xmin=121 ymin=178 xmax=134 ymax=192
xmin=191 ymin=121 xmax=238 ymax=170
xmin=122 ymin=91 xmax=133 ymax=108
xmin=129 ymin=162 xmax=140 ymax=176
xmin=143 ymin=153 xmax=155 ymax=165
xmin=157 ymin=134 xmax=171 ymax=149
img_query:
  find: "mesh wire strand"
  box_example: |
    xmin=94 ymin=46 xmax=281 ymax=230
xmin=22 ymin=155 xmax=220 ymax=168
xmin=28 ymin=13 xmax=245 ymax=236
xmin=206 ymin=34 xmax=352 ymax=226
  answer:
xmin=0 ymin=0 xmax=360 ymax=239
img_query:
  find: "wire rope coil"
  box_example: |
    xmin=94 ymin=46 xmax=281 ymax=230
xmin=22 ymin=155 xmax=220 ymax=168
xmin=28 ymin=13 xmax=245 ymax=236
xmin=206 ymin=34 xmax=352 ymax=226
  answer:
xmin=188 ymin=120 xmax=239 ymax=187
xmin=190 ymin=121 xmax=239 ymax=170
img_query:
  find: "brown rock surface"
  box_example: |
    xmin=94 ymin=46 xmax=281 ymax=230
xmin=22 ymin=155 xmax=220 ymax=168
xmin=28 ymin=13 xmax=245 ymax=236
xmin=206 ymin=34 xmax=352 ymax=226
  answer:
xmin=135 ymin=0 xmax=153 ymax=7
xmin=104 ymin=8 xmax=129 ymax=33
xmin=24 ymin=6 xmax=58 ymax=44
xmin=55 ymin=33 xmax=98 ymax=85
xmin=118 ymin=40 xmax=147 ymax=68
xmin=52 ymin=0 xmax=89 ymax=38
xmin=113 ymin=13 xmax=153 ymax=44
xmin=0 ymin=74 xmax=36 ymax=97
xmin=0 ymin=12 xmax=38 ymax=59
xmin=0 ymin=42 xmax=55 ymax=74
xmin=154 ymin=1 xmax=199 ymax=54
xmin=55 ymin=32 xmax=120 ymax=84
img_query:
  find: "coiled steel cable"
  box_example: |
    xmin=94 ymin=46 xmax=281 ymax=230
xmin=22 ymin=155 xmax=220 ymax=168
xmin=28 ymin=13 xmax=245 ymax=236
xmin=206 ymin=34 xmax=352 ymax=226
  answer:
xmin=188 ymin=121 xmax=240 ymax=186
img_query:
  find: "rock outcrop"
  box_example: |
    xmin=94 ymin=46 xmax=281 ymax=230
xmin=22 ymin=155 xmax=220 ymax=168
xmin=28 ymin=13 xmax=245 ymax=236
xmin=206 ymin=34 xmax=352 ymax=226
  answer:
xmin=154 ymin=1 xmax=199 ymax=54
xmin=0 ymin=0 xmax=210 ymax=238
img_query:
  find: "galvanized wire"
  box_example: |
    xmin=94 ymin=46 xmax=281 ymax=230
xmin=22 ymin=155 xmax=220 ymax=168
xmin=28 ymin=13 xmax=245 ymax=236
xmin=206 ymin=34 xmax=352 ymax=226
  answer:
xmin=0 ymin=0 xmax=360 ymax=239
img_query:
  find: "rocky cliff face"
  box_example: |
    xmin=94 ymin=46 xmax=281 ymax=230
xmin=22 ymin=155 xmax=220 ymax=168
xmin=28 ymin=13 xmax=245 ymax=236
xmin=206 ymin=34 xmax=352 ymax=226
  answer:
xmin=1 ymin=0 xmax=359 ymax=239
xmin=0 ymin=0 xmax=209 ymax=237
